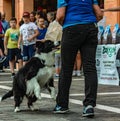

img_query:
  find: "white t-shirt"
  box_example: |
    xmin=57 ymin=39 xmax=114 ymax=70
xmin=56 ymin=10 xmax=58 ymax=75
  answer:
xmin=20 ymin=22 xmax=37 ymax=45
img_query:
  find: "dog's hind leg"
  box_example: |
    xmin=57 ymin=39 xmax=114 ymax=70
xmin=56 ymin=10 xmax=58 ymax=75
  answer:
xmin=0 ymin=89 xmax=13 ymax=102
xmin=14 ymin=94 xmax=24 ymax=112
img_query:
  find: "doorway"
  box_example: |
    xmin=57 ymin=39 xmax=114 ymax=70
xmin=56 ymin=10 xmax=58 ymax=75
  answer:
xmin=34 ymin=0 xmax=57 ymax=12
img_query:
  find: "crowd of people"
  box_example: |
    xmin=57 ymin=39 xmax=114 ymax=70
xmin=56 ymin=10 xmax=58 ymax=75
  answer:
xmin=0 ymin=10 xmax=82 ymax=78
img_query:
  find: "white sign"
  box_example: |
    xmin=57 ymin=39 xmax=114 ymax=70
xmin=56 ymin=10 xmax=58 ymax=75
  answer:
xmin=96 ymin=44 xmax=120 ymax=85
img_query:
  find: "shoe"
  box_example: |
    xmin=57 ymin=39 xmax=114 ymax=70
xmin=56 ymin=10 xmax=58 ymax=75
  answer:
xmin=82 ymin=105 xmax=94 ymax=118
xmin=76 ymin=70 xmax=81 ymax=77
xmin=53 ymin=105 xmax=69 ymax=114
xmin=11 ymin=73 xmax=15 ymax=78
xmin=72 ymin=70 xmax=76 ymax=76
xmin=55 ymin=74 xmax=59 ymax=77
xmin=0 ymin=56 xmax=6 ymax=63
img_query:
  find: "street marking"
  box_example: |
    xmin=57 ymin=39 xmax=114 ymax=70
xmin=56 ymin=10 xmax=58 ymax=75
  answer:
xmin=0 ymin=85 xmax=12 ymax=90
xmin=0 ymin=81 xmax=12 ymax=84
xmin=0 ymin=73 xmax=11 ymax=75
xmin=70 ymin=92 xmax=120 ymax=96
xmin=42 ymin=93 xmax=120 ymax=114
xmin=0 ymin=84 xmax=120 ymax=96
xmin=1 ymin=85 xmax=120 ymax=114
xmin=69 ymin=99 xmax=120 ymax=114
xmin=54 ymin=78 xmax=84 ymax=82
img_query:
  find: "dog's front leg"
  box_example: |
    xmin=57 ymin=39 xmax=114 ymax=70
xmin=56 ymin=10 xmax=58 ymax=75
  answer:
xmin=34 ymin=80 xmax=41 ymax=100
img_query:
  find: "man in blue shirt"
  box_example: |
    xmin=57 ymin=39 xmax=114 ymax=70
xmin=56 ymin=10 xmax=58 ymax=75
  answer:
xmin=53 ymin=0 xmax=103 ymax=118
xmin=1 ymin=12 xmax=9 ymax=32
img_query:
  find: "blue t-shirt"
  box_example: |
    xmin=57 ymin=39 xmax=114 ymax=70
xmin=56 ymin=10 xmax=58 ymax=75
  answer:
xmin=37 ymin=27 xmax=47 ymax=40
xmin=57 ymin=0 xmax=98 ymax=28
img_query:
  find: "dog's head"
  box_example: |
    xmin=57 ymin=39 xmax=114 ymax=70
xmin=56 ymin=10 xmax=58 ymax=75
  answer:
xmin=36 ymin=40 xmax=60 ymax=54
xmin=35 ymin=40 xmax=60 ymax=66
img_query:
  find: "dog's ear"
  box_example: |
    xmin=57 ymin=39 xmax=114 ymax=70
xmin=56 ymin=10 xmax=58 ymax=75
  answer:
xmin=36 ymin=41 xmax=45 ymax=53
xmin=36 ymin=41 xmax=44 ymax=48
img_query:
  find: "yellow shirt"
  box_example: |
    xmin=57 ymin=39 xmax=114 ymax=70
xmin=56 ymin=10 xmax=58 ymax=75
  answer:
xmin=5 ymin=28 xmax=20 ymax=49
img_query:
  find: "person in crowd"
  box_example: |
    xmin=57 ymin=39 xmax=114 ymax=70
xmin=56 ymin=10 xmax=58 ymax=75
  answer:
xmin=54 ymin=47 xmax=61 ymax=77
xmin=46 ymin=11 xmax=62 ymax=77
xmin=4 ymin=17 xmax=23 ymax=77
xmin=47 ymin=12 xmax=56 ymax=23
xmin=36 ymin=17 xmax=47 ymax=52
xmin=0 ymin=12 xmax=6 ymax=71
xmin=37 ymin=17 xmax=47 ymax=41
xmin=36 ymin=11 xmax=48 ymax=27
xmin=53 ymin=0 xmax=103 ymax=118
xmin=36 ymin=11 xmax=44 ymax=25
xmin=1 ymin=12 xmax=9 ymax=31
xmin=18 ymin=12 xmax=39 ymax=65
xmin=1 ymin=12 xmax=10 ymax=68
xmin=19 ymin=18 xmax=24 ymax=27
xmin=72 ymin=51 xmax=82 ymax=77
xmin=30 ymin=11 xmax=36 ymax=23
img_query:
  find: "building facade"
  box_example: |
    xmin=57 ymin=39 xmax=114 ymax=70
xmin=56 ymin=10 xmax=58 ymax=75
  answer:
xmin=0 ymin=0 xmax=56 ymax=23
xmin=0 ymin=0 xmax=120 ymax=27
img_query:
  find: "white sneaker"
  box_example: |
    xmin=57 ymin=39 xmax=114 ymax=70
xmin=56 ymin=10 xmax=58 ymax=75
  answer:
xmin=76 ymin=70 xmax=81 ymax=77
xmin=72 ymin=70 xmax=76 ymax=76
xmin=55 ymin=74 xmax=59 ymax=77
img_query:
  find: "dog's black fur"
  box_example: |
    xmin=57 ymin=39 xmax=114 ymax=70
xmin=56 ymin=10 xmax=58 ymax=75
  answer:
xmin=0 ymin=40 xmax=59 ymax=112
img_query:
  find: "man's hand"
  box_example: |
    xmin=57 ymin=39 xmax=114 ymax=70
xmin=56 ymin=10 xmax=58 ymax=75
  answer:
xmin=28 ymin=37 xmax=33 ymax=42
xmin=93 ymin=4 xmax=103 ymax=22
xmin=56 ymin=7 xmax=66 ymax=25
xmin=18 ymin=44 xmax=21 ymax=49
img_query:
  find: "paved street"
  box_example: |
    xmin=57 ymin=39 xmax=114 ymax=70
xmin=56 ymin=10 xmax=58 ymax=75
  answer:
xmin=0 ymin=71 xmax=120 ymax=121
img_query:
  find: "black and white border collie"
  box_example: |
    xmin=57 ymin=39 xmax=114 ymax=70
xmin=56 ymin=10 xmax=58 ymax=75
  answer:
xmin=0 ymin=40 xmax=60 ymax=112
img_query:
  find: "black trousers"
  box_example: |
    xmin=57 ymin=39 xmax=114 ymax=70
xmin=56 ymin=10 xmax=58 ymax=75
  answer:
xmin=56 ymin=23 xmax=98 ymax=108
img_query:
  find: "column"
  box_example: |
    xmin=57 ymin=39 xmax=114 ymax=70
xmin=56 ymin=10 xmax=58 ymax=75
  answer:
xmin=0 ymin=0 xmax=12 ymax=21
xmin=15 ymin=0 xmax=34 ymax=26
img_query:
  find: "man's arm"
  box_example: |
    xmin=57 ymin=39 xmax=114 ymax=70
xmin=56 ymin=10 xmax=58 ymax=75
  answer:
xmin=56 ymin=7 xmax=66 ymax=25
xmin=93 ymin=4 xmax=103 ymax=22
xmin=18 ymin=34 xmax=22 ymax=49
xmin=103 ymin=7 xmax=120 ymax=12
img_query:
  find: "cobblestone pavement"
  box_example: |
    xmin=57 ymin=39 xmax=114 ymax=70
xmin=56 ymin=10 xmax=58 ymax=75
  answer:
xmin=0 ymin=71 xmax=120 ymax=121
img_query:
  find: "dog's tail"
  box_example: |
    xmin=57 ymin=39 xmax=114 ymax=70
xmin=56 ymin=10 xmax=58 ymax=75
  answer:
xmin=0 ymin=89 xmax=13 ymax=102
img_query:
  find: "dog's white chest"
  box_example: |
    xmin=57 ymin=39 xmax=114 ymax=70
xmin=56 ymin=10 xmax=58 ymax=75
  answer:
xmin=37 ymin=66 xmax=55 ymax=87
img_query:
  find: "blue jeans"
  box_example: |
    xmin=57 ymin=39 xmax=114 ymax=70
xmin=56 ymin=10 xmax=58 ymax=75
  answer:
xmin=56 ymin=23 xmax=98 ymax=108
